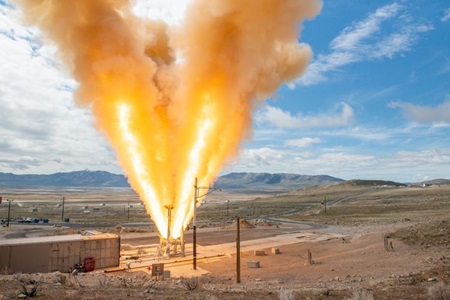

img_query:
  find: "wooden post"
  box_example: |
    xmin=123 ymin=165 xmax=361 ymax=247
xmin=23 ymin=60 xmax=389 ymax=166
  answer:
xmin=308 ymin=249 xmax=312 ymax=265
xmin=384 ymin=235 xmax=389 ymax=251
xmin=236 ymin=217 xmax=241 ymax=283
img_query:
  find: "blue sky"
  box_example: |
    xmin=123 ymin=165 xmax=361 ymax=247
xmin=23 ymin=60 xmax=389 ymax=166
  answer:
xmin=0 ymin=0 xmax=449 ymax=182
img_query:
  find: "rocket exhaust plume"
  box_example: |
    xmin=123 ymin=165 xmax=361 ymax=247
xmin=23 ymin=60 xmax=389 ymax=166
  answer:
xmin=14 ymin=0 xmax=322 ymax=239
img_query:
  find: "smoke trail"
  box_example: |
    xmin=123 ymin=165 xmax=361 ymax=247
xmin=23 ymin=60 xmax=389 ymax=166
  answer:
xmin=13 ymin=0 xmax=322 ymax=238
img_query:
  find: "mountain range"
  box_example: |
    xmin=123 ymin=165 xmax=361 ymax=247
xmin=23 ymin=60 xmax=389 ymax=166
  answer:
xmin=213 ymin=172 xmax=343 ymax=191
xmin=0 ymin=170 xmax=343 ymax=191
xmin=0 ymin=170 xmax=128 ymax=187
xmin=1 ymin=170 xmax=447 ymax=191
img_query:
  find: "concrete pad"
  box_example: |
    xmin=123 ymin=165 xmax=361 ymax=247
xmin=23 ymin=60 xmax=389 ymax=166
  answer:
xmin=197 ymin=232 xmax=346 ymax=256
xmin=163 ymin=264 xmax=209 ymax=278
xmin=246 ymin=261 xmax=260 ymax=268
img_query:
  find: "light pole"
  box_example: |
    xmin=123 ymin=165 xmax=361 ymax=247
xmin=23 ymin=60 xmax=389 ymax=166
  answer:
xmin=6 ymin=199 xmax=13 ymax=228
xmin=193 ymin=177 xmax=221 ymax=270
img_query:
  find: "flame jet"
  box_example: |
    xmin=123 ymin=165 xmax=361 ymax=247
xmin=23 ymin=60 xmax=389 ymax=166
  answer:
xmin=13 ymin=0 xmax=322 ymax=239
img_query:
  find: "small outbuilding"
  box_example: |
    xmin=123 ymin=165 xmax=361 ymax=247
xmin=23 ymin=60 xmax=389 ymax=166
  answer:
xmin=0 ymin=233 xmax=119 ymax=273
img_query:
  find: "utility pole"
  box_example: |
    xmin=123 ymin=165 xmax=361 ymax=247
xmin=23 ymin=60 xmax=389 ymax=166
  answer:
xmin=6 ymin=199 xmax=13 ymax=228
xmin=323 ymin=196 xmax=327 ymax=213
xmin=193 ymin=178 xmax=198 ymax=270
xmin=61 ymin=197 xmax=65 ymax=222
xmin=193 ymin=177 xmax=221 ymax=270
xmin=236 ymin=216 xmax=241 ymax=283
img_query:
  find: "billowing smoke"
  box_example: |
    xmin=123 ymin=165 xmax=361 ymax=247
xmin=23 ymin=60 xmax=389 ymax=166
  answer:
xmin=13 ymin=0 xmax=322 ymax=238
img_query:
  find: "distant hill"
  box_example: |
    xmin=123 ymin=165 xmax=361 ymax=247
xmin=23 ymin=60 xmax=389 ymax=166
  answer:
xmin=341 ymin=179 xmax=406 ymax=187
xmin=213 ymin=172 xmax=344 ymax=191
xmin=417 ymin=179 xmax=450 ymax=186
xmin=0 ymin=170 xmax=128 ymax=187
xmin=0 ymin=170 xmax=343 ymax=191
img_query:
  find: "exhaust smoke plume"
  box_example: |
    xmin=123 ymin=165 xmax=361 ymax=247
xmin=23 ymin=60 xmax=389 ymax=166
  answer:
xmin=14 ymin=0 xmax=322 ymax=239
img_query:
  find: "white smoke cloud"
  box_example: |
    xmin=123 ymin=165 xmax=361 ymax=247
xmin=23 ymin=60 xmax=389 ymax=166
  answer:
xmin=133 ymin=0 xmax=191 ymax=24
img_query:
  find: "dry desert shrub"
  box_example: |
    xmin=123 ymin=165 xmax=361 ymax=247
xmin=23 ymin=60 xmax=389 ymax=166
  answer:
xmin=428 ymin=282 xmax=450 ymax=300
xmin=53 ymin=273 xmax=67 ymax=285
xmin=14 ymin=274 xmax=39 ymax=298
xmin=348 ymin=288 xmax=374 ymax=300
xmin=180 ymin=276 xmax=199 ymax=291
xmin=0 ymin=266 xmax=10 ymax=275
xmin=278 ymin=289 xmax=295 ymax=300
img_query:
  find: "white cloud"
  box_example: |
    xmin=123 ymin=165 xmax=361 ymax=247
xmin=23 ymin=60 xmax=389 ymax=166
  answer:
xmin=431 ymin=122 xmax=450 ymax=129
xmin=391 ymin=149 xmax=450 ymax=166
xmin=330 ymin=3 xmax=402 ymax=52
xmin=226 ymin=146 xmax=450 ymax=182
xmin=298 ymin=2 xmax=434 ymax=86
xmin=438 ymin=57 xmax=450 ymax=75
xmin=389 ymin=99 xmax=450 ymax=123
xmin=284 ymin=137 xmax=322 ymax=147
xmin=323 ymin=127 xmax=391 ymax=141
xmin=230 ymin=148 xmax=285 ymax=169
xmin=442 ymin=8 xmax=450 ymax=22
xmin=0 ymin=3 xmax=119 ymax=174
xmin=257 ymin=102 xmax=354 ymax=129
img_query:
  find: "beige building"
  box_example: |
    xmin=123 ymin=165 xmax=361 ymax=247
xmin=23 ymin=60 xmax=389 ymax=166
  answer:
xmin=0 ymin=233 xmax=120 ymax=273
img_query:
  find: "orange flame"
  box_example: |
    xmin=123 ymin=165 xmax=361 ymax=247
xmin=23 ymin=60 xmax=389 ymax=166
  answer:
xmin=13 ymin=0 xmax=322 ymax=239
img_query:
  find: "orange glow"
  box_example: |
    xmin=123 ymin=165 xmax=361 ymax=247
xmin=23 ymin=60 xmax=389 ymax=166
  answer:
xmin=14 ymin=0 xmax=322 ymax=239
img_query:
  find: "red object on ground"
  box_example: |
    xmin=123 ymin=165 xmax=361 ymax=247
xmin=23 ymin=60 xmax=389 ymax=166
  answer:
xmin=84 ymin=257 xmax=95 ymax=272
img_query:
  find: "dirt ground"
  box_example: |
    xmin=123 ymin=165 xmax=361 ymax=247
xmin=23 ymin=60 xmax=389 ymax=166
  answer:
xmin=0 ymin=184 xmax=449 ymax=299
xmin=197 ymin=220 xmax=449 ymax=299
xmin=0 ymin=220 xmax=448 ymax=299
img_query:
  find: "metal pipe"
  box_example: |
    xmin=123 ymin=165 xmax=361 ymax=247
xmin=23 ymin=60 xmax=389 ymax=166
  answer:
xmin=104 ymin=253 xmax=226 ymax=273
xmin=164 ymin=205 xmax=173 ymax=257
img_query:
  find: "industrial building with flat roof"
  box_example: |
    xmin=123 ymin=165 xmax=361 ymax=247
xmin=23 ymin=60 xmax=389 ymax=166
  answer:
xmin=0 ymin=233 xmax=120 ymax=273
